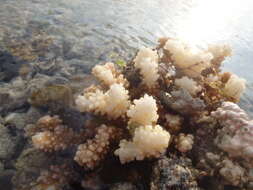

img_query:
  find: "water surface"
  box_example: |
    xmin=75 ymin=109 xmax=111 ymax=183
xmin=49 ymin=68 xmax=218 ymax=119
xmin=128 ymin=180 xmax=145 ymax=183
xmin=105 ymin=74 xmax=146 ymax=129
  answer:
xmin=0 ymin=0 xmax=253 ymax=98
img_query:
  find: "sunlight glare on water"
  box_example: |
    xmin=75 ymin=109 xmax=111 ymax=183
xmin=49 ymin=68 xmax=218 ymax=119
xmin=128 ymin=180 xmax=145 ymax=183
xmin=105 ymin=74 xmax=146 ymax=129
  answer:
xmin=175 ymin=0 xmax=252 ymax=46
xmin=0 ymin=0 xmax=252 ymax=79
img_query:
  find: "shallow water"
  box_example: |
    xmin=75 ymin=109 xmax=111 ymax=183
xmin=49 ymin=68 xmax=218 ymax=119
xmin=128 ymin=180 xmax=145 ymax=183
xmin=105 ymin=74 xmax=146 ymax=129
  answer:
xmin=0 ymin=0 xmax=253 ymax=188
xmin=0 ymin=0 xmax=253 ymax=78
xmin=1 ymin=0 xmax=253 ymax=115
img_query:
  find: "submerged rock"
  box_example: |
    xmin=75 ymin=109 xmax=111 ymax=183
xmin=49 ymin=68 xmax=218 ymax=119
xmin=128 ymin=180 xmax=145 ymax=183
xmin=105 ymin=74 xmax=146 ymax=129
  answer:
xmin=0 ymin=51 xmax=26 ymax=82
xmin=4 ymin=113 xmax=27 ymax=130
xmin=29 ymin=84 xmax=74 ymax=107
xmin=159 ymin=89 xmax=206 ymax=115
xmin=0 ymin=77 xmax=30 ymax=115
xmin=0 ymin=116 xmax=4 ymax=124
xmin=0 ymin=162 xmax=3 ymax=173
xmin=0 ymin=94 xmax=28 ymax=116
xmin=68 ymin=74 xmax=97 ymax=95
xmin=3 ymin=30 xmax=54 ymax=62
xmin=12 ymin=148 xmax=51 ymax=190
xmin=24 ymin=106 xmax=45 ymax=125
xmin=0 ymin=169 xmax=15 ymax=190
xmin=150 ymin=156 xmax=201 ymax=190
xmin=110 ymin=182 xmax=138 ymax=190
xmin=50 ymin=106 xmax=88 ymax=132
xmin=0 ymin=124 xmax=19 ymax=160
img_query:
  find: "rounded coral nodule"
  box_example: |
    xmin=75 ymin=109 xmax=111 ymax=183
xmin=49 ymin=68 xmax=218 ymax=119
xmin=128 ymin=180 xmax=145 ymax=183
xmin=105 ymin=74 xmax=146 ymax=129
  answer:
xmin=127 ymin=94 xmax=159 ymax=126
xmin=92 ymin=62 xmax=129 ymax=87
xmin=175 ymin=133 xmax=194 ymax=153
xmin=76 ymin=83 xmax=130 ymax=119
xmin=134 ymin=47 xmax=159 ymax=88
xmin=175 ymin=76 xmax=201 ymax=96
xmin=164 ymin=38 xmax=213 ymax=77
xmin=114 ymin=125 xmax=170 ymax=164
xmin=222 ymin=74 xmax=246 ymax=102
xmin=31 ymin=115 xmax=75 ymax=152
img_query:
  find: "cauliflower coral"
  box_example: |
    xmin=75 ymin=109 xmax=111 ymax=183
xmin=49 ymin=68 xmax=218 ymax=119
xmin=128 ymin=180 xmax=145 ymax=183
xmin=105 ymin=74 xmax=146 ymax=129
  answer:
xmin=92 ymin=62 xmax=128 ymax=87
xmin=31 ymin=115 xmax=75 ymax=152
xmin=127 ymin=94 xmax=158 ymax=126
xmin=164 ymin=38 xmax=213 ymax=77
xmin=29 ymin=36 xmax=249 ymax=189
xmin=114 ymin=125 xmax=170 ymax=164
xmin=212 ymin=102 xmax=253 ymax=160
xmin=134 ymin=47 xmax=159 ymax=88
xmin=75 ymin=83 xmax=130 ymax=119
xmin=223 ymin=74 xmax=246 ymax=102
xmin=175 ymin=133 xmax=194 ymax=153
xmin=175 ymin=76 xmax=201 ymax=96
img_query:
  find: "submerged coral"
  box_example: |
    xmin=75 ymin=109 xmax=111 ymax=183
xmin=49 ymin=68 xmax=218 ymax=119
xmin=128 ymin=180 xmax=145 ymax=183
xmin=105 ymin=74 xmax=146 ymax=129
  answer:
xmin=115 ymin=125 xmax=170 ymax=164
xmin=24 ymin=37 xmax=252 ymax=189
xmin=175 ymin=76 xmax=201 ymax=96
xmin=150 ymin=156 xmax=201 ymax=190
xmin=31 ymin=115 xmax=76 ymax=152
xmin=133 ymin=48 xmax=159 ymax=88
xmin=175 ymin=133 xmax=194 ymax=153
xmin=223 ymin=74 xmax=246 ymax=102
xmin=164 ymin=113 xmax=183 ymax=133
xmin=163 ymin=38 xmax=213 ymax=77
xmin=74 ymin=125 xmax=121 ymax=169
xmin=75 ymin=83 xmax=130 ymax=119
xmin=219 ymin=159 xmax=247 ymax=186
xmin=212 ymin=102 xmax=253 ymax=161
xmin=92 ymin=62 xmax=128 ymax=87
xmin=127 ymin=94 xmax=158 ymax=126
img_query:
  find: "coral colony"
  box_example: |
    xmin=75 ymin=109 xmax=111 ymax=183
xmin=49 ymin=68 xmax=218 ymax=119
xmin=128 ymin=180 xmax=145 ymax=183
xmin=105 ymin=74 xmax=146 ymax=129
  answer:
xmin=28 ymin=37 xmax=253 ymax=189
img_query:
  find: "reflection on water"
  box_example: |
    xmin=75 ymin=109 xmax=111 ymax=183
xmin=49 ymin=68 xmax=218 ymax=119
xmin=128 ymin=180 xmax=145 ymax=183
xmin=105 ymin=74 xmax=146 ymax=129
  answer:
xmin=176 ymin=0 xmax=244 ymax=45
xmin=174 ymin=0 xmax=253 ymax=80
xmin=0 ymin=0 xmax=252 ymax=113
xmin=0 ymin=0 xmax=253 ymax=77
xmin=0 ymin=0 xmax=252 ymax=80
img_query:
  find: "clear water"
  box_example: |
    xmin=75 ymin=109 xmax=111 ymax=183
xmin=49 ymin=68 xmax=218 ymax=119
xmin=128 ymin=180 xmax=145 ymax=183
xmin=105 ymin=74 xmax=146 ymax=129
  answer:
xmin=0 ymin=0 xmax=253 ymax=79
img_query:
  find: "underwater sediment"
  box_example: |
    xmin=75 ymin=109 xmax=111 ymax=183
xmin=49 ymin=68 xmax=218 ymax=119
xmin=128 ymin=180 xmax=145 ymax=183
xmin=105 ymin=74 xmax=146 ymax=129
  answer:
xmin=0 ymin=36 xmax=253 ymax=190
